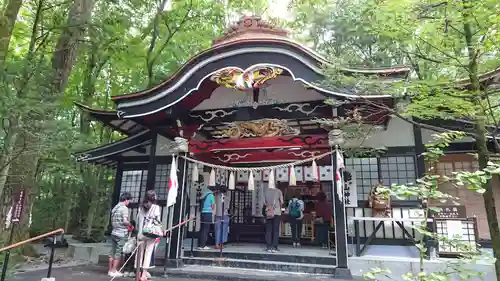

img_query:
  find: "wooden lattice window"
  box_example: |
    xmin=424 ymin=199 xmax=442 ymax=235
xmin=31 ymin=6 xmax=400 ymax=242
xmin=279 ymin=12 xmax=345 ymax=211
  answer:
xmin=435 ymin=155 xmax=479 ymax=176
xmin=154 ymin=164 xmax=170 ymax=201
xmin=121 ymin=170 xmax=147 ymax=203
xmin=431 ymin=154 xmax=479 ymax=205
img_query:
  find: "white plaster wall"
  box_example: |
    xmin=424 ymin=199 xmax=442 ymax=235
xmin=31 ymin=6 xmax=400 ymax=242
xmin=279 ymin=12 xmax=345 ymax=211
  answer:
xmin=349 ymin=116 xmax=415 ymax=148
xmin=193 ymin=76 xmax=325 ymax=110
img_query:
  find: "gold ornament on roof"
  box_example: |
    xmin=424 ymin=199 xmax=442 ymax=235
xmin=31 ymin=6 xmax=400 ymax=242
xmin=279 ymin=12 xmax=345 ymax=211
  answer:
xmin=210 ymin=65 xmax=283 ymax=91
xmin=213 ymin=119 xmax=300 ymax=139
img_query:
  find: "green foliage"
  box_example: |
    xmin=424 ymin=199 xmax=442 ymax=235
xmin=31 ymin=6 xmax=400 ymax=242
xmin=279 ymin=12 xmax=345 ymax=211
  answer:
xmin=287 ymin=0 xmax=405 ymax=67
xmin=364 ymin=132 xmax=499 ymax=281
xmin=0 ymin=0 xmax=279 ymax=249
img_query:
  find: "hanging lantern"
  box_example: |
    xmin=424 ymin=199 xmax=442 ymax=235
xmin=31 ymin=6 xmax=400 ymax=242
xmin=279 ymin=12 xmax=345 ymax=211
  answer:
xmin=209 ymin=168 xmax=216 ymax=186
xmin=289 ymin=166 xmax=297 ymax=186
xmin=228 ymin=171 xmax=236 ymax=190
xmin=268 ymin=169 xmax=275 ymax=189
xmin=248 ymin=171 xmax=255 ymax=191
xmin=192 ymin=164 xmax=199 ymax=183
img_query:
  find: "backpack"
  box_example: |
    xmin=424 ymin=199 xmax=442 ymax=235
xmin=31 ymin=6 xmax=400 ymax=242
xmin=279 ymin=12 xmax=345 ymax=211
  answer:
xmin=289 ymin=200 xmax=301 ymax=218
xmin=199 ymin=196 xmax=206 ymax=210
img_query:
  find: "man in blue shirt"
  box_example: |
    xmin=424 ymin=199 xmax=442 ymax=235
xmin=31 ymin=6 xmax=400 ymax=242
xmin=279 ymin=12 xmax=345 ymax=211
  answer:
xmin=198 ymin=186 xmax=215 ymax=250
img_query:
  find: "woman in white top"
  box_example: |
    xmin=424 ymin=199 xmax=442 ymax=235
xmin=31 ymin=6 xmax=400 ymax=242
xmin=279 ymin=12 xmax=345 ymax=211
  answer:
xmin=136 ymin=190 xmax=162 ymax=281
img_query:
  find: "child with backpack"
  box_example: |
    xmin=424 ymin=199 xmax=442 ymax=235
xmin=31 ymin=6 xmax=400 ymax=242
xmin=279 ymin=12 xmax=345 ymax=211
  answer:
xmin=288 ymin=191 xmax=304 ymax=247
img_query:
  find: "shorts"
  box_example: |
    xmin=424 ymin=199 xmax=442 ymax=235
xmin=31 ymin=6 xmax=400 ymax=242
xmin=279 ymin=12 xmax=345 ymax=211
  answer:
xmin=109 ymin=235 xmax=126 ymax=260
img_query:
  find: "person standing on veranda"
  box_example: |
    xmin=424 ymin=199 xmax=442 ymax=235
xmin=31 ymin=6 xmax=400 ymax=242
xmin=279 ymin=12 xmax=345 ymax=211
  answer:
xmin=198 ymin=185 xmax=216 ymax=250
xmin=136 ymin=190 xmax=162 ymax=281
xmin=108 ymin=192 xmax=132 ymax=277
xmin=215 ymin=186 xmax=230 ymax=249
xmin=264 ymin=187 xmax=283 ymax=253
xmin=288 ymin=190 xmax=304 ymax=247
xmin=314 ymin=191 xmax=333 ymax=248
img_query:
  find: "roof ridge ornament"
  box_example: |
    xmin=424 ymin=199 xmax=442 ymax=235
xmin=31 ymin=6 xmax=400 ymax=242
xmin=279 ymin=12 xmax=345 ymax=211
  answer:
xmin=212 ymin=15 xmax=289 ymax=46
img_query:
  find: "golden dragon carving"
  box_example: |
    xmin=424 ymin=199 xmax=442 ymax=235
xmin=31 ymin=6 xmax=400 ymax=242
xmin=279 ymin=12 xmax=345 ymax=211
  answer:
xmin=213 ymin=119 xmax=300 ymax=139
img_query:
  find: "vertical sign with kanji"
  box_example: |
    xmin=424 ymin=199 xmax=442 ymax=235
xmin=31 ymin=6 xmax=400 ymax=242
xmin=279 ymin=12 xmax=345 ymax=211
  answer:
xmin=12 ymin=190 xmax=26 ymax=223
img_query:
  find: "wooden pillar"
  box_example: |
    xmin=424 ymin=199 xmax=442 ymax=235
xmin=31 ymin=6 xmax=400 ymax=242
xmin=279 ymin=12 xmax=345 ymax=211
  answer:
xmin=413 ymin=124 xmax=426 ymax=178
xmin=165 ymin=155 xmax=188 ymax=268
xmin=331 ymin=149 xmax=353 ymax=279
xmin=145 ymin=134 xmax=158 ymax=191
xmin=413 ymin=124 xmax=434 ymax=257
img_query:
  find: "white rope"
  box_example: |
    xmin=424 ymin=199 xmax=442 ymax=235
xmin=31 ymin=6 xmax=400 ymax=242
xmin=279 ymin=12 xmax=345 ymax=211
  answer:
xmin=180 ymin=150 xmax=334 ymax=171
xmin=109 ymin=241 xmax=143 ymax=281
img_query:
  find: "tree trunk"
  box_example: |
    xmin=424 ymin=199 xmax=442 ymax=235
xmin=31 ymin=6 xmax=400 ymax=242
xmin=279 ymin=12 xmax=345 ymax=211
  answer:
xmin=462 ymin=1 xmax=500 ymax=277
xmin=0 ymin=0 xmax=23 ymax=67
xmin=6 ymin=0 xmax=96 ymax=240
xmin=50 ymin=0 xmax=95 ymax=94
xmin=0 ymin=121 xmax=18 ymax=202
xmin=84 ymin=167 xmax=101 ymax=238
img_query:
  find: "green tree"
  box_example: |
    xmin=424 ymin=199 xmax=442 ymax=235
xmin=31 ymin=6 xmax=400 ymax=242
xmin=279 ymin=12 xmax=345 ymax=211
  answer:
xmin=0 ymin=0 xmax=276 ymax=253
xmin=304 ymin=0 xmax=500 ymax=278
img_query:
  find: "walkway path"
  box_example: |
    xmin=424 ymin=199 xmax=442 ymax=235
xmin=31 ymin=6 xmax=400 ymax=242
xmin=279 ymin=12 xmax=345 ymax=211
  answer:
xmin=11 ymin=265 xmax=363 ymax=281
xmin=11 ymin=265 xmax=216 ymax=281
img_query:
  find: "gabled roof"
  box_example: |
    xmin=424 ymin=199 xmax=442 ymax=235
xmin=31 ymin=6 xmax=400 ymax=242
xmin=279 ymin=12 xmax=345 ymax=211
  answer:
xmin=73 ymin=130 xmax=153 ymax=167
xmin=75 ymin=102 xmax=147 ymax=135
xmin=109 ymin=15 xmax=410 ymax=119
xmin=455 ymin=68 xmax=500 ymax=90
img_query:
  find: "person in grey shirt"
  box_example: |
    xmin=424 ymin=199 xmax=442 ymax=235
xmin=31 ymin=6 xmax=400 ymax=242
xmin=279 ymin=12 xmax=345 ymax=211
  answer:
xmin=108 ymin=192 xmax=132 ymax=277
xmin=214 ymin=187 xmax=231 ymax=249
xmin=264 ymin=187 xmax=283 ymax=252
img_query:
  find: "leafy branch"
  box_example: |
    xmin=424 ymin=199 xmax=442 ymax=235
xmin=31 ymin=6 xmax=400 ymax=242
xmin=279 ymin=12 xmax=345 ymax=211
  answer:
xmin=364 ymin=131 xmax=499 ymax=281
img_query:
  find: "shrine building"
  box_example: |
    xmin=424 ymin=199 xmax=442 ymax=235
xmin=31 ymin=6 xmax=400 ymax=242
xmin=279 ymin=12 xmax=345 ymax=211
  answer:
xmin=73 ymin=15 xmax=500 ymax=278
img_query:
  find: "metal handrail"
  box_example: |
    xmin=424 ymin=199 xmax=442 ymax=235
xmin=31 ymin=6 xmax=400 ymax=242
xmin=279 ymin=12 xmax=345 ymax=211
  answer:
xmin=0 ymin=228 xmax=65 ymax=253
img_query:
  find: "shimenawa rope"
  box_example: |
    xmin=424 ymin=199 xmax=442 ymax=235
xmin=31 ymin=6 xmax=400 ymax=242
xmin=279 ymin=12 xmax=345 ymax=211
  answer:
xmin=179 ymin=150 xmax=333 ymax=171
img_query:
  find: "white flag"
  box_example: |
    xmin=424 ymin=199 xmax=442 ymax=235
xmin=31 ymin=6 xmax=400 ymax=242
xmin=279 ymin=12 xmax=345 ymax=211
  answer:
xmin=335 ymin=149 xmax=345 ymax=201
xmin=166 ymin=157 xmax=178 ymax=207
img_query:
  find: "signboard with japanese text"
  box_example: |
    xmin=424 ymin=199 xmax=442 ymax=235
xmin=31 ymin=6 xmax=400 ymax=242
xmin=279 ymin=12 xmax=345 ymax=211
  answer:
xmin=431 ymin=205 xmax=466 ymax=219
xmin=11 ymin=190 xmax=26 ymax=223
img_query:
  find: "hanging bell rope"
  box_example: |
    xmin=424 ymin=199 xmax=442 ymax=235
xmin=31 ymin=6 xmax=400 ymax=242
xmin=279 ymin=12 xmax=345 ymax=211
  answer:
xmin=179 ymin=150 xmax=334 ymax=172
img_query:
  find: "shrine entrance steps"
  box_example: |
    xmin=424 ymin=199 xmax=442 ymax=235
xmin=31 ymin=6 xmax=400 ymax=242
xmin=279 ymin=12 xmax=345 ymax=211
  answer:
xmin=182 ymin=243 xmax=337 ymax=275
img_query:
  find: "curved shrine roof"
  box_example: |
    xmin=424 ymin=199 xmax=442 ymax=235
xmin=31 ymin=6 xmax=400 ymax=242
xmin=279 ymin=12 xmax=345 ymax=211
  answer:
xmin=110 ymin=15 xmax=410 ymax=118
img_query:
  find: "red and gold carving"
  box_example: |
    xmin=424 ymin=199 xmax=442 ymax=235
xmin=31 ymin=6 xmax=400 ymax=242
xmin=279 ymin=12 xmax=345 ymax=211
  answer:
xmin=213 ymin=118 xmax=298 ymax=139
xmin=210 ymin=65 xmax=283 ymax=91
xmin=188 ymin=135 xmax=329 ymax=153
